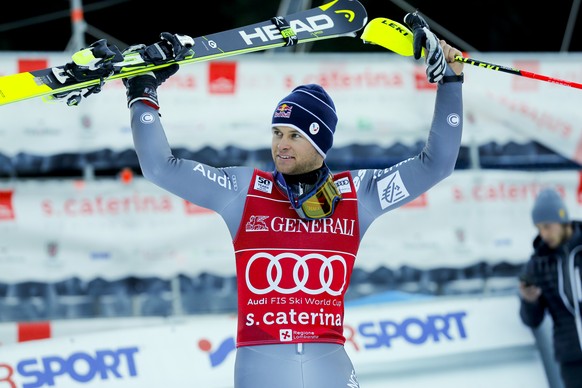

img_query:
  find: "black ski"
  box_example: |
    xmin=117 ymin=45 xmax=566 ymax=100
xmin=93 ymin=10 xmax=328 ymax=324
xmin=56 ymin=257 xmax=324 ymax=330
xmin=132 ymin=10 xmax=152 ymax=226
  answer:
xmin=0 ymin=0 xmax=367 ymax=107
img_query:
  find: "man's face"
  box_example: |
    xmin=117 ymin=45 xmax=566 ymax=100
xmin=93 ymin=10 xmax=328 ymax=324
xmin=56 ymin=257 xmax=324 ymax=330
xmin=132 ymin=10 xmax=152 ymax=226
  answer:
xmin=536 ymin=222 xmax=569 ymax=249
xmin=271 ymin=126 xmax=324 ymax=175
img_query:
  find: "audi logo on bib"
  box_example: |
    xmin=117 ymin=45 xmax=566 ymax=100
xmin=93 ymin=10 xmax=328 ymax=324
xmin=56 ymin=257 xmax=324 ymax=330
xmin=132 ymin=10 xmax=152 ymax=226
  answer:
xmin=245 ymin=252 xmax=348 ymax=296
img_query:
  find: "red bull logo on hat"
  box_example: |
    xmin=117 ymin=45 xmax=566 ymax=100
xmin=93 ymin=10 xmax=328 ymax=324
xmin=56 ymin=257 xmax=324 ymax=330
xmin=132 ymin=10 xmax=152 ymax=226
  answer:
xmin=273 ymin=103 xmax=293 ymax=119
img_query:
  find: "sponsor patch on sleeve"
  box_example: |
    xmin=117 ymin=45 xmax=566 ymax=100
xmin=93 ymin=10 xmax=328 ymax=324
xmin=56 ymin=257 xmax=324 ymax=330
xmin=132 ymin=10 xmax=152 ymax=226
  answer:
xmin=376 ymin=171 xmax=409 ymax=209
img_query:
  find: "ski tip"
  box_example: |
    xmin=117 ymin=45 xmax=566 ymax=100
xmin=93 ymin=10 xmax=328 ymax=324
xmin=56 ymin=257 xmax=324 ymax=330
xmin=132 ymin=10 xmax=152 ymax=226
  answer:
xmin=360 ymin=17 xmax=414 ymax=56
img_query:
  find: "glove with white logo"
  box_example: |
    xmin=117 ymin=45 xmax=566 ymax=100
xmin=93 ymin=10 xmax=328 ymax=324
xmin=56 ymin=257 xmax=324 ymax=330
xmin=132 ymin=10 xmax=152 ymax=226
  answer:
xmin=404 ymin=12 xmax=446 ymax=83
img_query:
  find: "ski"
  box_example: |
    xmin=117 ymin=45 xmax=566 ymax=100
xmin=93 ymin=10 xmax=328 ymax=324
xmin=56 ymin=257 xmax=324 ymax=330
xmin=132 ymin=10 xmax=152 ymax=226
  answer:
xmin=0 ymin=0 xmax=367 ymax=107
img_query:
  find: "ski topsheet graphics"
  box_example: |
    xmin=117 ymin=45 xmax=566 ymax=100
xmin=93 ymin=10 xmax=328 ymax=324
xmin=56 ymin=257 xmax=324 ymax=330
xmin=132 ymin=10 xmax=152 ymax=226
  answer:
xmin=0 ymin=0 xmax=367 ymax=106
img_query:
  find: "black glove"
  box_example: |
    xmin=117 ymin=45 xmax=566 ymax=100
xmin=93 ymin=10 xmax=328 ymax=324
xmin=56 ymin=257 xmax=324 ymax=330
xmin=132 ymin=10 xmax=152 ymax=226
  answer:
xmin=123 ymin=64 xmax=179 ymax=109
xmin=404 ymin=12 xmax=446 ymax=83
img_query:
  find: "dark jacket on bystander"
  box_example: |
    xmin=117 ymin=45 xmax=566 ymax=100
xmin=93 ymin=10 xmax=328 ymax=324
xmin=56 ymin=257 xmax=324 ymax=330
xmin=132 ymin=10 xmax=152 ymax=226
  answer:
xmin=520 ymin=220 xmax=582 ymax=364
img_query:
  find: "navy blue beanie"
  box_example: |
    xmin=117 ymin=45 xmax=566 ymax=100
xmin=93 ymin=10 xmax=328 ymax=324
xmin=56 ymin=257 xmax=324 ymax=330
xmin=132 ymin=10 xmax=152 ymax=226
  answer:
xmin=271 ymin=84 xmax=337 ymax=157
xmin=532 ymin=188 xmax=569 ymax=224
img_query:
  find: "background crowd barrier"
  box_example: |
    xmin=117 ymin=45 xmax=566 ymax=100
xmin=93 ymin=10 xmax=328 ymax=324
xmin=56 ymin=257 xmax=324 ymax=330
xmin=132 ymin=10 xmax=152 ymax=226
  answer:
xmin=0 ymin=295 xmax=551 ymax=387
xmin=1 ymin=52 xmax=580 ymax=387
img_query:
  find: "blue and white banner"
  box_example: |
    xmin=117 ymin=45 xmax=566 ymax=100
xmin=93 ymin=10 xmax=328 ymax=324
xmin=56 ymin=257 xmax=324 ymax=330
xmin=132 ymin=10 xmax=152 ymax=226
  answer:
xmin=0 ymin=295 xmax=546 ymax=388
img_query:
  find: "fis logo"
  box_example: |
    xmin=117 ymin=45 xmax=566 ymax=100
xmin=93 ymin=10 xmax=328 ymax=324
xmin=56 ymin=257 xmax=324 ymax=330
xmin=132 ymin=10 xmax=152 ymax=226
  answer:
xmin=238 ymin=15 xmax=335 ymax=46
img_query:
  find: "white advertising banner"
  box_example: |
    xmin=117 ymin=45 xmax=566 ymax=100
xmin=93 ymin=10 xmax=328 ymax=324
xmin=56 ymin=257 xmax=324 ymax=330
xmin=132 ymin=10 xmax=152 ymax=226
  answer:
xmin=0 ymin=295 xmax=547 ymax=388
xmin=360 ymin=169 xmax=582 ymax=269
xmin=0 ymin=178 xmax=234 ymax=281
xmin=1 ymin=169 xmax=581 ymax=282
xmin=0 ymin=52 xmax=581 ymax=158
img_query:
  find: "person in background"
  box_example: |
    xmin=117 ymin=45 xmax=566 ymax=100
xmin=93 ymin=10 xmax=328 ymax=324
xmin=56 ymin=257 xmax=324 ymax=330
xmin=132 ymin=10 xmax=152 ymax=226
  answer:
xmin=123 ymin=13 xmax=464 ymax=388
xmin=519 ymin=187 xmax=582 ymax=388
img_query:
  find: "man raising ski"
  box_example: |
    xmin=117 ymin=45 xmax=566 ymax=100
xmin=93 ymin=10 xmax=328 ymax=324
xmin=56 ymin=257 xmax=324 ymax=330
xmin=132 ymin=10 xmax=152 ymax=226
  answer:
xmin=124 ymin=12 xmax=464 ymax=388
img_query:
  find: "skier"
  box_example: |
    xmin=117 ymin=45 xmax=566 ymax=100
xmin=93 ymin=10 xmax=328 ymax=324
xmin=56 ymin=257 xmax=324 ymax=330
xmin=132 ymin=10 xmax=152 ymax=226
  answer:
xmin=123 ymin=13 xmax=464 ymax=388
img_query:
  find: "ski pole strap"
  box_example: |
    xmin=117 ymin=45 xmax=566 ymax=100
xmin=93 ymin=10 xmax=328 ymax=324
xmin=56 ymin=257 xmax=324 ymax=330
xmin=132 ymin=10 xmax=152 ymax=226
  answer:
xmin=271 ymin=16 xmax=298 ymax=46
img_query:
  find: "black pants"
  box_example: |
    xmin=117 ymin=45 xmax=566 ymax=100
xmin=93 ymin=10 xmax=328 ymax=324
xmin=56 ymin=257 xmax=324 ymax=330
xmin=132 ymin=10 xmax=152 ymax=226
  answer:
xmin=560 ymin=360 xmax=582 ymax=388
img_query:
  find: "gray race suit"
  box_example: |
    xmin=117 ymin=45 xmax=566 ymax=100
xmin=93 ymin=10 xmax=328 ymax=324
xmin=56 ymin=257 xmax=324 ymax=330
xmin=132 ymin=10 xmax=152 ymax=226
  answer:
xmin=129 ymin=78 xmax=463 ymax=388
